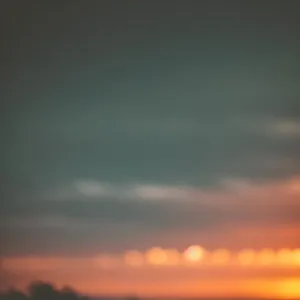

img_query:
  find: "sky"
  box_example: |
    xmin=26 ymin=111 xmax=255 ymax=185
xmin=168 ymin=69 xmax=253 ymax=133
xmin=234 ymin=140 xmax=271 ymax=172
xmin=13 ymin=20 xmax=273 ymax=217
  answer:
xmin=1 ymin=0 xmax=300 ymax=298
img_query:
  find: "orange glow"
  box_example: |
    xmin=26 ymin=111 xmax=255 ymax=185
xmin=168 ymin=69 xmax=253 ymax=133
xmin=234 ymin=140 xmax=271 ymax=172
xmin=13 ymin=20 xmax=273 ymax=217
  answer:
xmin=94 ymin=255 xmax=118 ymax=269
xmin=145 ymin=247 xmax=168 ymax=265
xmin=257 ymin=248 xmax=275 ymax=265
xmin=286 ymin=177 xmax=300 ymax=195
xmin=238 ymin=249 xmax=256 ymax=265
xmin=124 ymin=251 xmax=144 ymax=267
xmin=3 ymin=245 xmax=300 ymax=298
xmin=277 ymin=248 xmax=293 ymax=265
xmin=293 ymin=248 xmax=300 ymax=265
xmin=183 ymin=245 xmax=205 ymax=263
xmin=164 ymin=248 xmax=181 ymax=265
xmin=276 ymin=279 xmax=300 ymax=298
xmin=211 ymin=249 xmax=230 ymax=265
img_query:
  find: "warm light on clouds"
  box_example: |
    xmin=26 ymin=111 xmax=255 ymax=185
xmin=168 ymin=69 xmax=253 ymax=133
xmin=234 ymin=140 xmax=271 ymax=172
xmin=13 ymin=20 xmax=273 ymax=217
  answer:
xmin=3 ymin=247 xmax=300 ymax=298
xmin=2 ymin=172 xmax=300 ymax=298
xmin=5 ymin=247 xmax=300 ymax=273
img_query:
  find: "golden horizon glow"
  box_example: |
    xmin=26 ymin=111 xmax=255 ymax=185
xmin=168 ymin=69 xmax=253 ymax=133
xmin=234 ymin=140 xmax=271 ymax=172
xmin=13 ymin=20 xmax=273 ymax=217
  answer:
xmin=145 ymin=247 xmax=168 ymax=265
xmin=257 ymin=248 xmax=275 ymax=265
xmin=277 ymin=248 xmax=294 ymax=265
xmin=293 ymin=248 xmax=300 ymax=265
xmin=183 ymin=245 xmax=205 ymax=263
xmin=3 ymin=248 xmax=300 ymax=299
xmin=164 ymin=248 xmax=181 ymax=265
xmin=276 ymin=279 xmax=300 ymax=298
xmin=124 ymin=251 xmax=144 ymax=267
xmin=4 ymin=247 xmax=300 ymax=270
xmin=238 ymin=249 xmax=256 ymax=265
xmin=2 ymin=176 xmax=300 ymax=298
xmin=211 ymin=248 xmax=230 ymax=265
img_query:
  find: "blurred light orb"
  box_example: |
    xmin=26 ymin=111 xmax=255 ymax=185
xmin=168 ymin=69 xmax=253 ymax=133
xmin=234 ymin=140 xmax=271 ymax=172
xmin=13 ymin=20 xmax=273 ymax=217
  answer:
xmin=184 ymin=245 xmax=205 ymax=262
xmin=145 ymin=247 xmax=168 ymax=265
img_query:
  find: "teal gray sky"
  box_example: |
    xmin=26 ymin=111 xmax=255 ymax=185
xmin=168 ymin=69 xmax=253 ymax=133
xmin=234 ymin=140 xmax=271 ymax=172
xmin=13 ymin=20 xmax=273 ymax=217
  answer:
xmin=1 ymin=1 xmax=300 ymax=257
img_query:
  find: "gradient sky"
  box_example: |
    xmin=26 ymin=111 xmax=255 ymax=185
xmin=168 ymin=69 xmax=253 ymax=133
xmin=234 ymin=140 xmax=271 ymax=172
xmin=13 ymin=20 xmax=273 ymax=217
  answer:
xmin=1 ymin=1 xmax=300 ymax=297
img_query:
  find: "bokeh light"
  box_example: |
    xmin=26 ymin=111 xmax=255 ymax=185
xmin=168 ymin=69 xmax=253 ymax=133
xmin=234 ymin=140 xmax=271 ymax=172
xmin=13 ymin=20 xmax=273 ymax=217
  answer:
xmin=95 ymin=247 xmax=300 ymax=270
xmin=184 ymin=245 xmax=205 ymax=263
xmin=145 ymin=247 xmax=168 ymax=266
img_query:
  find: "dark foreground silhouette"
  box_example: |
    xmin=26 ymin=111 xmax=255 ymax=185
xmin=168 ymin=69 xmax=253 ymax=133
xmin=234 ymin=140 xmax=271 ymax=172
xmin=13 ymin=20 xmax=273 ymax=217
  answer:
xmin=0 ymin=281 xmax=90 ymax=300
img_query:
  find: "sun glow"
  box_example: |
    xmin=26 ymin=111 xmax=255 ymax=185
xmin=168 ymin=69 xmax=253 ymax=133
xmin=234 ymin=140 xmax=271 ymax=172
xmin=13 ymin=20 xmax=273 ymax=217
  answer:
xmin=184 ymin=245 xmax=205 ymax=263
xmin=258 ymin=248 xmax=275 ymax=265
xmin=277 ymin=248 xmax=294 ymax=265
xmin=3 ymin=247 xmax=300 ymax=299
xmin=276 ymin=279 xmax=300 ymax=298
xmin=211 ymin=249 xmax=230 ymax=265
xmin=238 ymin=249 xmax=256 ymax=265
xmin=145 ymin=247 xmax=168 ymax=265
xmin=293 ymin=248 xmax=300 ymax=265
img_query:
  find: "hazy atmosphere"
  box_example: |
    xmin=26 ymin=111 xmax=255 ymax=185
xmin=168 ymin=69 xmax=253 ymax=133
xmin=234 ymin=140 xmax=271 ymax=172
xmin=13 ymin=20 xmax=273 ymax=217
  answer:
xmin=1 ymin=1 xmax=300 ymax=298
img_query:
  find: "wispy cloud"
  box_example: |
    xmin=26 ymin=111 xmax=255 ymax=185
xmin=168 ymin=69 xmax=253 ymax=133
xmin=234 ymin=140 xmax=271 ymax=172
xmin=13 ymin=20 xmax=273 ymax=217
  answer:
xmin=41 ymin=180 xmax=192 ymax=202
xmin=4 ymin=176 xmax=299 ymax=237
xmin=257 ymin=117 xmax=300 ymax=138
xmin=40 ymin=177 xmax=300 ymax=207
xmin=2 ymin=177 xmax=300 ymax=256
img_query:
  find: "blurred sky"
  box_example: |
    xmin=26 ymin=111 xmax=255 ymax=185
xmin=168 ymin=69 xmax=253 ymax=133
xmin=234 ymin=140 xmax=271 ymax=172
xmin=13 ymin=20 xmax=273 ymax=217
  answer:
xmin=1 ymin=1 xmax=300 ymax=297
